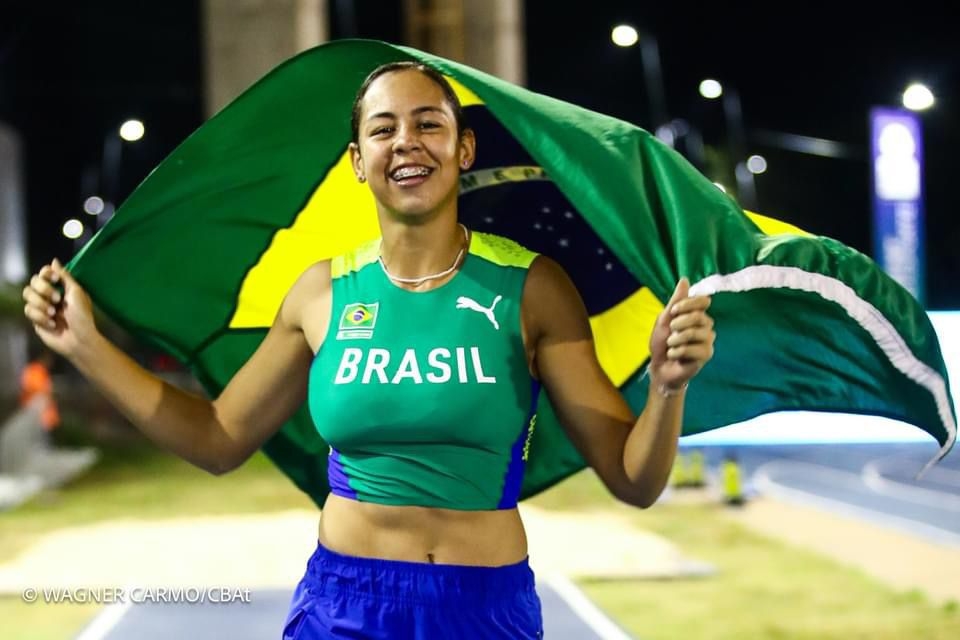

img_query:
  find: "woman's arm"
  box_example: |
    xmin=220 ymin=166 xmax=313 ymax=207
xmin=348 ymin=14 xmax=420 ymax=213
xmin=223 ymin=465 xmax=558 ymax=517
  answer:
xmin=523 ymin=257 xmax=714 ymax=507
xmin=23 ymin=259 xmax=330 ymax=474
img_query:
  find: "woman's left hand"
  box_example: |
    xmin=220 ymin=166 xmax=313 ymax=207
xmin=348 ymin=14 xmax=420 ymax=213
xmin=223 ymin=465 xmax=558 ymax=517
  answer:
xmin=648 ymin=277 xmax=715 ymax=393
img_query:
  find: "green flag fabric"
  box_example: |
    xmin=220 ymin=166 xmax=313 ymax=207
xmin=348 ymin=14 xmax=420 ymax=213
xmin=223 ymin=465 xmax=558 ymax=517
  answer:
xmin=69 ymin=40 xmax=955 ymax=504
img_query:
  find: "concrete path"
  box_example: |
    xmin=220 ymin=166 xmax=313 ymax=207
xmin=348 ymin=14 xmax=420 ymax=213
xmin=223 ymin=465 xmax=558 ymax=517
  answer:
xmin=0 ymin=506 xmax=711 ymax=593
xmin=725 ymin=496 xmax=960 ymax=604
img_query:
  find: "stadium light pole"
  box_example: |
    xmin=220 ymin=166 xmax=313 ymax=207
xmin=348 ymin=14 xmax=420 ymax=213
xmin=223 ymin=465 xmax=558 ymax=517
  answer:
xmin=698 ymin=81 xmax=863 ymax=163
xmin=99 ymin=119 xmax=145 ymax=227
xmin=698 ymin=79 xmax=757 ymax=209
xmin=611 ymin=24 xmax=669 ymax=131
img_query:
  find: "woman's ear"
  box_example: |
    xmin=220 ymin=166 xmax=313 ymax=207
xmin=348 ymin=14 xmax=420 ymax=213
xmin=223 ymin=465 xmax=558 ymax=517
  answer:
xmin=349 ymin=142 xmax=366 ymax=182
xmin=458 ymin=128 xmax=476 ymax=170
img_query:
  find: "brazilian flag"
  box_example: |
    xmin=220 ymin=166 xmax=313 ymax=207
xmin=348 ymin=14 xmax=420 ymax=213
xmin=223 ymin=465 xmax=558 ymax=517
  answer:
xmin=69 ymin=40 xmax=955 ymax=504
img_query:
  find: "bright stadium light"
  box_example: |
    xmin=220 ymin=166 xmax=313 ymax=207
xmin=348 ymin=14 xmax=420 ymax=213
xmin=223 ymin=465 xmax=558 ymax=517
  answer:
xmin=902 ymin=83 xmax=934 ymax=111
xmin=62 ymin=219 xmax=84 ymax=239
xmin=119 ymin=119 xmax=145 ymax=142
xmin=83 ymin=196 xmax=105 ymax=215
xmin=611 ymin=25 xmax=639 ymax=47
xmin=746 ymin=154 xmax=768 ymax=174
xmin=699 ymin=79 xmax=723 ymax=100
xmin=655 ymin=124 xmax=676 ymax=147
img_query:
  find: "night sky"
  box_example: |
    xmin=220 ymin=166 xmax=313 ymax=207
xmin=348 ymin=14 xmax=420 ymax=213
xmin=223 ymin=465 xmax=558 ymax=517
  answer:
xmin=2 ymin=1 xmax=957 ymax=307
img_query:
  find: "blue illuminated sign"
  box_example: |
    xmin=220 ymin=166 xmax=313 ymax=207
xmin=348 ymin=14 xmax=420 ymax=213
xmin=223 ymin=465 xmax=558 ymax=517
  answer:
xmin=870 ymin=108 xmax=925 ymax=304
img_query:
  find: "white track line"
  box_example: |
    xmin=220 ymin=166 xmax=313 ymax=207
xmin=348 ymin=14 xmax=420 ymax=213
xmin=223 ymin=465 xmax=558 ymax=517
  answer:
xmin=544 ymin=574 xmax=635 ymax=640
xmin=862 ymin=461 xmax=960 ymax=512
xmin=869 ymin=456 xmax=960 ymax=489
xmin=73 ymin=600 xmax=132 ymax=640
xmin=753 ymin=461 xmax=960 ymax=547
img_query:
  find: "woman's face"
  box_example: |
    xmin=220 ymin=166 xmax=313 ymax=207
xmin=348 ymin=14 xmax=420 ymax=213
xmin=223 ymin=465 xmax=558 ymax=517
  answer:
xmin=350 ymin=69 xmax=474 ymax=221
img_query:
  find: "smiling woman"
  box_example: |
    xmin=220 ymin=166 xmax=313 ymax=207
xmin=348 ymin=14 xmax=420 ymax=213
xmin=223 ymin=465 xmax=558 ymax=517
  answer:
xmin=20 ymin=59 xmax=716 ymax=638
xmin=349 ymin=64 xmax=475 ymax=238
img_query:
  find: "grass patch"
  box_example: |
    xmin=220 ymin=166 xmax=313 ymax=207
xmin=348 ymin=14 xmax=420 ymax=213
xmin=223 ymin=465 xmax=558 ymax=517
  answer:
xmin=529 ymin=471 xmax=960 ymax=640
xmin=0 ymin=441 xmax=314 ymax=564
xmin=0 ymin=441 xmax=313 ymax=640
xmin=0 ymin=599 xmax=101 ymax=640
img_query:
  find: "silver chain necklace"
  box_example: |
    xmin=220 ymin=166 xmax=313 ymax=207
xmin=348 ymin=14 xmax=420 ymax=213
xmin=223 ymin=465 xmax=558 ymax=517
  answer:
xmin=378 ymin=223 xmax=469 ymax=286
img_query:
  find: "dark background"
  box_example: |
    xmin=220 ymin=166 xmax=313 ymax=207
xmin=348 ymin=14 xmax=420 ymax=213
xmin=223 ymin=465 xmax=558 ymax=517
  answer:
xmin=1 ymin=1 xmax=956 ymax=307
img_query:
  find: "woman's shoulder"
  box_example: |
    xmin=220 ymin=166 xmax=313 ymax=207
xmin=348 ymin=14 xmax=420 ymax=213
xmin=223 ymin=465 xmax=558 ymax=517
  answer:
xmin=284 ymin=232 xmax=380 ymax=309
xmin=523 ymin=254 xmax=573 ymax=294
xmin=297 ymin=259 xmax=333 ymax=284
xmin=284 ymin=260 xmax=333 ymax=312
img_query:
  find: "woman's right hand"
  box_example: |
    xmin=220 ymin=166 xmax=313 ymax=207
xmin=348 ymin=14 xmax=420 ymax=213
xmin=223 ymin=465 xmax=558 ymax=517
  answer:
xmin=22 ymin=259 xmax=98 ymax=359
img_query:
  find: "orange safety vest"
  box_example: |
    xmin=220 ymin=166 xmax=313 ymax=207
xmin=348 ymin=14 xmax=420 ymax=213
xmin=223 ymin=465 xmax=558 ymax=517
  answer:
xmin=19 ymin=362 xmax=60 ymax=430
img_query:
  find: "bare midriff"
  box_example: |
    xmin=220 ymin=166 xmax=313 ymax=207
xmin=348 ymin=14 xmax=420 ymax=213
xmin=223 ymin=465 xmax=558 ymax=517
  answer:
xmin=318 ymin=494 xmax=528 ymax=566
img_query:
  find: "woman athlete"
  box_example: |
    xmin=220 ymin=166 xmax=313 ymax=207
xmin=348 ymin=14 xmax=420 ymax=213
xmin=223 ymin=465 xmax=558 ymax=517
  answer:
xmin=22 ymin=61 xmax=715 ymax=638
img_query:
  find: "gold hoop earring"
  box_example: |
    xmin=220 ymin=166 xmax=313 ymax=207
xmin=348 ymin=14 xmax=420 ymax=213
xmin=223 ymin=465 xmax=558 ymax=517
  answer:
xmin=358 ymin=175 xmax=366 ymax=183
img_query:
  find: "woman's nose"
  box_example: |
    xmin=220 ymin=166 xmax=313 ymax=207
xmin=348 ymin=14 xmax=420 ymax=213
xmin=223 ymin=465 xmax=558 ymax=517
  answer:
xmin=392 ymin=124 xmax=421 ymax=152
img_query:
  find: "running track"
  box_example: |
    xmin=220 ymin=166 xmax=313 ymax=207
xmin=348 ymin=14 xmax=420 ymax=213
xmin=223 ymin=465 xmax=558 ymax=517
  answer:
xmin=690 ymin=442 xmax=960 ymax=545
xmin=75 ymin=576 xmax=635 ymax=640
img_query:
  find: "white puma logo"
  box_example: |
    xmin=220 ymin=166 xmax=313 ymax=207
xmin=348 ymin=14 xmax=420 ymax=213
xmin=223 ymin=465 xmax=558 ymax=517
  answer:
xmin=456 ymin=295 xmax=502 ymax=330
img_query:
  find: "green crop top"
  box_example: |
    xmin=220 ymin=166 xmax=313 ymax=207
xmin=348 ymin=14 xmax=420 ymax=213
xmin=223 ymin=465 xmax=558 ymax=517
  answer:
xmin=307 ymin=230 xmax=542 ymax=510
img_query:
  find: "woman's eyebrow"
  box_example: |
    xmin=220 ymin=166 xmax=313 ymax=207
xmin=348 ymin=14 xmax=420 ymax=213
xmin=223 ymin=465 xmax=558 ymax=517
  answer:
xmin=367 ymin=106 xmax=446 ymax=121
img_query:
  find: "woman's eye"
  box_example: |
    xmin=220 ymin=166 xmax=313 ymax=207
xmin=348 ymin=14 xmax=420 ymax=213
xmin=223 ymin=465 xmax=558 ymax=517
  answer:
xmin=419 ymin=121 xmax=439 ymax=130
xmin=371 ymin=127 xmax=393 ymax=136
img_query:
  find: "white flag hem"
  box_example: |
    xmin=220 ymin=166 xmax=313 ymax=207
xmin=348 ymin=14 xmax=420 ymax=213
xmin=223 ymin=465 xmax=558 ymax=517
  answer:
xmin=689 ymin=265 xmax=956 ymax=473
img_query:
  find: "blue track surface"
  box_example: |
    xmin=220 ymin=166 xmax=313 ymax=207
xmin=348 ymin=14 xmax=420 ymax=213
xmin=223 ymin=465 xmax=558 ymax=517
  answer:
xmin=684 ymin=442 xmax=960 ymax=543
xmin=79 ymin=581 xmax=634 ymax=640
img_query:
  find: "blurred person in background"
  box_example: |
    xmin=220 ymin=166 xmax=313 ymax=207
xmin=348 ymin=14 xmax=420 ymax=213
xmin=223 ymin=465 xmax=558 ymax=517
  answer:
xmin=19 ymin=347 xmax=59 ymax=431
xmin=721 ymin=452 xmax=745 ymax=506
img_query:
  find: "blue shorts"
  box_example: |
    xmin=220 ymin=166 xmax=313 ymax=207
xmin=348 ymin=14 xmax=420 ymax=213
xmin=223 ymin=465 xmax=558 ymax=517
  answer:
xmin=282 ymin=543 xmax=543 ymax=639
